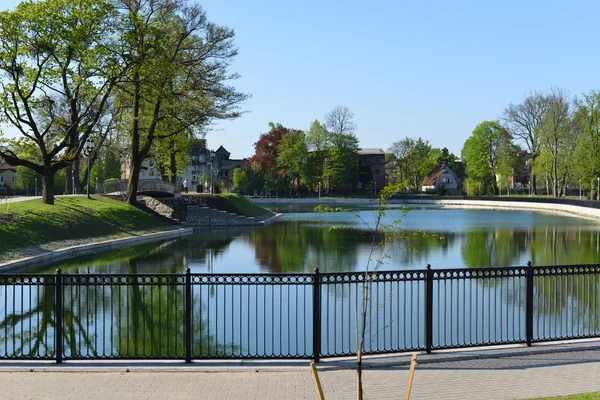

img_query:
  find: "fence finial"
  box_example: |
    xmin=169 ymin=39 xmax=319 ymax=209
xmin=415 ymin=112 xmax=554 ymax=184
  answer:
xmin=527 ymin=261 xmax=532 ymax=267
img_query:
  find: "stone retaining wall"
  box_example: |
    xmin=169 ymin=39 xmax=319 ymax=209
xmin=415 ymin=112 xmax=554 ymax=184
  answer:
xmin=250 ymin=197 xmax=600 ymax=220
xmin=186 ymin=206 xmax=257 ymax=226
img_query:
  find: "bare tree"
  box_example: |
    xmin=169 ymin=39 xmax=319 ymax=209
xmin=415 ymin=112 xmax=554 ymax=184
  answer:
xmin=503 ymin=92 xmax=548 ymax=194
xmin=325 ymin=105 xmax=357 ymax=147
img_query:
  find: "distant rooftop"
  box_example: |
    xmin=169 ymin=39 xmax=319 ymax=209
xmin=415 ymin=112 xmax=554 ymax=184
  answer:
xmin=357 ymin=148 xmax=385 ymax=155
xmin=0 ymin=162 xmax=16 ymax=171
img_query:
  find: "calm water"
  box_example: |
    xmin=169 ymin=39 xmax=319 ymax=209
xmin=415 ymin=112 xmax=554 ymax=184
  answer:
xmin=3 ymin=206 xmax=599 ymax=359
xmin=38 ymin=206 xmax=600 ymax=274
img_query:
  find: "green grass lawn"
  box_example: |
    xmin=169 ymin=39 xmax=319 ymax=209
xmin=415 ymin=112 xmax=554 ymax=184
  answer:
xmin=0 ymin=196 xmax=170 ymax=253
xmin=218 ymin=193 xmax=275 ymax=218
xmin=529 ymin=393 xmax=600 ymax=399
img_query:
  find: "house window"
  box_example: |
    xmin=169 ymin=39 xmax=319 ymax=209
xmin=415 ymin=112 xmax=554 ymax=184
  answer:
xmin=375 ymin=169 xmax=380 ymax=176
xmin=0 ymin=176 xmax=3 ymax=183
xmin=375 ymin=156 xmax=380 ymax=163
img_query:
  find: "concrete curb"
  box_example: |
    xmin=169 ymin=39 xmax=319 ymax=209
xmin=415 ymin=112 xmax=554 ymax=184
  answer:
xmin=0 ymin=339 xmax=598 ymax=373
xmin=250 ymin=198 xmax=600 ymax=220
xmin=0 ymin=228 xmax=194 ymax=271
xmin=260 ymin=213 xmax=283 ymax=225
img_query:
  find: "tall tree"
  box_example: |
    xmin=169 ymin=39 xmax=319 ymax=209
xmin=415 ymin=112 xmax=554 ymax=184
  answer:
xmin=572 ymin=90 xmax=600 ymax=197
xmin=538 ymin=88 xmax=571 ymax=197
xmin=503 ymin=92 xmax=548 ymax=194
xmin=304 ymin=119 xmax=331 ymax=191
xmin=248 ymin=123 xmax=302 ymax=173
xmin=387 ymin=137 xmax=438 ymax=191
xmin=461 ymin=121 xmax=514 ymax=194
xmin=115 ymin=0 xmax=248 ymax=204
xmin=323 ymin=133 xmax=359 ymax=193
xmin=0 ymin=0 xmax=119 ymax=204
xmin=245 ymin=123 xmax=302 ymax=194
xmin=276 ymin=132 xmax=308 ymax=195
xmin=324 ymin=105 xmax=357 ymax=147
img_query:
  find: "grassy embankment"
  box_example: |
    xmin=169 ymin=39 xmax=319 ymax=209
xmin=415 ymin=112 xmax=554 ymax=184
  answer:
xmin=0 ymin=196 xmax=170 ymax=254
xmin=217 ymin=193 xmax=276 ymax=218
xmin=0 ymin=194 xmax=275 ymax=255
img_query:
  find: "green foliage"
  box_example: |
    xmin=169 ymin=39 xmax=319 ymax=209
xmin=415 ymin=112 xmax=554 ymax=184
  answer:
xmin=218 ymin=193 xmax=274 ymax=218
xmin=231 ymin=169 xmax=248 ymax=194
xmin=461 ymin=120 xmax=515 ymax=195
xmin=323 ymin=133 xmax=360 ymax=192
xmin=91 ymin=146 xmax=122 ymax=184
xmin=112 ymin=0 xmax=248 ymax=203
xmin=276 ymin=132 xmax=309 ymax=194
xmin=0 ymin=196 xmax=169 ymax=253
xmin=0 ymin=0 xmax=120 ymax=204
xmin=387 ymin=137 xmax=440 ymax=191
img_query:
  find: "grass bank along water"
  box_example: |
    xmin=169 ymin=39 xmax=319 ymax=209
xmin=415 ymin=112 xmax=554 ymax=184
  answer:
xmin=0 ymin=194 xmax=277 ymax=268
xmin=0 ymin=196 xmax=171 ymax=255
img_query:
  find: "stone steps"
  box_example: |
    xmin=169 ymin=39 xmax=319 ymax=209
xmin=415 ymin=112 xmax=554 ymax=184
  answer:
xmin=186 ymin=205 xmax=258 ymax=226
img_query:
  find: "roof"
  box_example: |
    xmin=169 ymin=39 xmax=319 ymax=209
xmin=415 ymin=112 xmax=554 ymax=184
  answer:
xmin=421 ymin=165 xmax=457 ymax=186
xmin=220 ymin=158 xmax=245 ymax=171
xmin=357 ymin=148 xmax=385 ymax=155
xmin=0 ymin=162 xmax=16 ymax=173
xmin=215 ymin=146 xmax=231 ymax=158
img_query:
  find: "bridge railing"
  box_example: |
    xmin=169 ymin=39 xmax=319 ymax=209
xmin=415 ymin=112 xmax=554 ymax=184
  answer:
xmin=0 ymin=263 xmax=598 ymax=363
xmin=99 ymin=179 xmax=180 ymax=194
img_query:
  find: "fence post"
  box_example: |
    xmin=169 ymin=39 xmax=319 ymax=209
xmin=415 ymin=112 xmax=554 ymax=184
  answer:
xmin=55 ymin=269 xmax=63 ymax=364
xmin=526 ymin=261 xmax=534 ymax=347
xmin=185 ymin=268 xmax=192 ymax=363
xmin=425 ymin=264 xmax=433 ymax=354
xmin=313 ymin=268 xmax=321 ymax=363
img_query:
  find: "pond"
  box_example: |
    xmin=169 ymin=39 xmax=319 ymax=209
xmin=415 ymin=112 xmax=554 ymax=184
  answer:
xmin=2 ymin=205 xmax=599 ymax=360
xmin=36 ymin=205 xmax=600 ymax=274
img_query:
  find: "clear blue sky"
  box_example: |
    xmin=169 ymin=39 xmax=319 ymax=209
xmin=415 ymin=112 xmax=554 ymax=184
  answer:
xmin=3 ymin=0 xmax=600 ymax=159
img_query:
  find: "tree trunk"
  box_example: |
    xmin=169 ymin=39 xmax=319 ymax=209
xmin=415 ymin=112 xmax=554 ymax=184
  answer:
xmin=126 ymin=73 xmax=142 ymax=206
xmin=41 ymin=164 xmax=55 ymax=205
xmin=552 ymin=157 xmax=558 ymax=198
xmin=125 ymin=159 xmax=141 ymax=205
xmin=74 ymin=157 xmax=82 ymax=194
xmin=169 ymin=151 xmax=177 ymax=184
xmin=65 ymin=165 xmax=73 ymax=195
xmin=356 ymin=352 xmax=363 ymax=400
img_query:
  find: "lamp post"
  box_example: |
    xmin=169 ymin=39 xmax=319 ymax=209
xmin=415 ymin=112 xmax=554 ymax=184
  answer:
xmin=209 ymin=150 xmax=215 ymax=194
xmin=264 ymin=180 xmax=267 ymax=198
xmin=579 ymin=178 xmax=582 ymax=200
xmin=83 ymin=138 xmax=95 ymax=199
xmin=597 ymin=176 xmax=599 ymax=201
xmin=34 ymin=178 xmax=37 ymax=197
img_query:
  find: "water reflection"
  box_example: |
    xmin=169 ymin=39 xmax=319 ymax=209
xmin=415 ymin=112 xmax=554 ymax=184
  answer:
xmin=33 ymin=209 xmax=600 ymax=274
xmin=4 ymin=209 xmax=600 ymax=359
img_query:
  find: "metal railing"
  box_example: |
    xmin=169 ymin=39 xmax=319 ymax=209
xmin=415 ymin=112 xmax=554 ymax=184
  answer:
xmin=0 ymin=263 xmax=599 ymax=363
xmin=100 ymin=179 xmax=180 ymax=195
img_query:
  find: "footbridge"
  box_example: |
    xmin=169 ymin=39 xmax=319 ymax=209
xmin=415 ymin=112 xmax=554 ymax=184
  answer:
xmin=100 ymin=179 xmax=180 ymax=196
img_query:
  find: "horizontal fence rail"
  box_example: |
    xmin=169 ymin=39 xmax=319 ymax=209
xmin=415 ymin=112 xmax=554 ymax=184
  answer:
xmin=0 ymin=264 xmax=599 ymax=363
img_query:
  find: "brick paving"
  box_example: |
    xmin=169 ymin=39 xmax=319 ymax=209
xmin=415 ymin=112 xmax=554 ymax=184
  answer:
xmin=2 ymin=346 xmax=600 ymax=399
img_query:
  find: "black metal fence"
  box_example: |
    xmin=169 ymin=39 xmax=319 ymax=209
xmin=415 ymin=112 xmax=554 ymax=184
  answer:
xmin=1 ymin=263 xmax=599 ymax=363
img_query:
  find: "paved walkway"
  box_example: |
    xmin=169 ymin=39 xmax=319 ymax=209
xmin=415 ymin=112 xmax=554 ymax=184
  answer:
xmin=2 ymin=342 xmax=600 ymax=399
